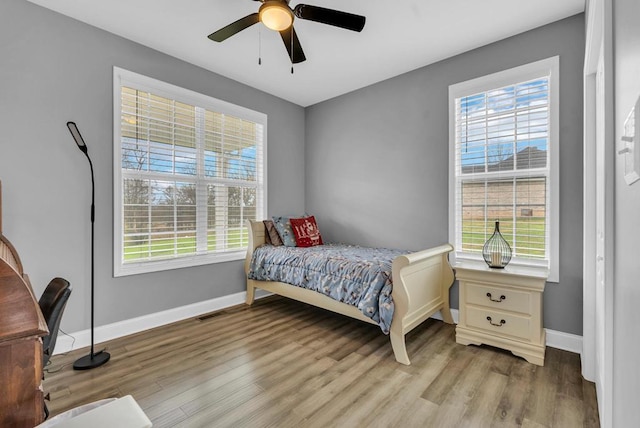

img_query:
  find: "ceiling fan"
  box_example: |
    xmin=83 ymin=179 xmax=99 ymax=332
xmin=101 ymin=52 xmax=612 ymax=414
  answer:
xmin=208 ymin=0 xmax=366 ymax=64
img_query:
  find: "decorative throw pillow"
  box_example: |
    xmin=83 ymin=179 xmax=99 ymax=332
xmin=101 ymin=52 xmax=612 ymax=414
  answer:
xmin=290 ymin=216 xmax=324 ymax=247
xmin=263 ymin=220 xmax=283 ymax=246
xmin=272 ymin=215 xmax=302 ymax=247
xmin=262 ymin=220 xmax=272 ymax=245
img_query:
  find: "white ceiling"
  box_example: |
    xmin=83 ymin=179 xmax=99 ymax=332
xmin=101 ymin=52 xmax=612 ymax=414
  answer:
xmin=27 ymin=0 xmax=584 ymax=107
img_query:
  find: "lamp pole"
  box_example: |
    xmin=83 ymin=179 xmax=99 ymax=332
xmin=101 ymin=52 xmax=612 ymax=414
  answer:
xmin=67 ymin=122 xmax=110 ymax=370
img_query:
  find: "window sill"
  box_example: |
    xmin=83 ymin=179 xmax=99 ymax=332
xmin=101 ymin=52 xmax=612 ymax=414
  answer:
xmin=114 ymin=250 xmax=246 ymax=277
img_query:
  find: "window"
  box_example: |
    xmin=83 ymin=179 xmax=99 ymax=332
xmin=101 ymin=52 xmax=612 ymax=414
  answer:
xmin=113 ymin=68 xmax=266 ymax=276
xmin=449 ymin=57 xmax=559 ymax=282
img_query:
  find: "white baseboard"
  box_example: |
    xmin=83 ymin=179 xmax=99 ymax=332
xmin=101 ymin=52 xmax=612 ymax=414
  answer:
xmin=54 ymin=289 xmax=272 ymax=355
xmin=56 ymin=296 xmax=583 ymax=357
xmin=545 ymin=328 xmax=583 ymax=354
xmin=430 ymin=308 xmax=460 ymax=324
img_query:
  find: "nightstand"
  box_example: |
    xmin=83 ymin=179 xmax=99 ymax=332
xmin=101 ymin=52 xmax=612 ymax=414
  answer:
xmin=454 ymin=261 xmax=548 ymax=365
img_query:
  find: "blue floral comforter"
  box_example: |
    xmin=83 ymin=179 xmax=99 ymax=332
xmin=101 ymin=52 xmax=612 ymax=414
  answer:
xmin=248 ymin=244 xmax=407 ymax=334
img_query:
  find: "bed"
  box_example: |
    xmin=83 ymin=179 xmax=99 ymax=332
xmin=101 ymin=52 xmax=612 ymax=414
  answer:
xmin=244 ymin=219 xmax=455 ymax=365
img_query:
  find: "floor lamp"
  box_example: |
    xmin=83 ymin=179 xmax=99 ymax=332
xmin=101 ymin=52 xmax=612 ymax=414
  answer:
xmin=67 ymin=122 xmax=111 ymax=370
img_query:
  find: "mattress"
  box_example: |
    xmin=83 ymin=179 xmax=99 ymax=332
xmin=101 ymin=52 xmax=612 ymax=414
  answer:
xmin=248 ymin=243 xmax=408 ymax=333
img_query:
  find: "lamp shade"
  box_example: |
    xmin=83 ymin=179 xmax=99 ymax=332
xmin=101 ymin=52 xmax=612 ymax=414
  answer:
xmin=67 ymin=122 xmax=88 ymax=154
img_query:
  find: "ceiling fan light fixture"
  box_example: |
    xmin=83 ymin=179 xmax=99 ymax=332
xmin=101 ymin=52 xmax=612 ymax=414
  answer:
xmin=259 ymin=2 xmax=294 ymax=32
xmin=208 ymin=0 xmax=366 ymax=65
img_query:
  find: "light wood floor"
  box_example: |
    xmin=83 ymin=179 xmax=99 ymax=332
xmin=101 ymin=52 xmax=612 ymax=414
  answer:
xmin=44 ymin=296 xmax=599 ymax=427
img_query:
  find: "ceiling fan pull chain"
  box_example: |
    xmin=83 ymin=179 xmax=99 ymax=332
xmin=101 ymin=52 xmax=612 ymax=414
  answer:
xmin=290 ymin=28 xmax=294 ymax=74
xmin=258 ymin=27 xmax=262 ymax=65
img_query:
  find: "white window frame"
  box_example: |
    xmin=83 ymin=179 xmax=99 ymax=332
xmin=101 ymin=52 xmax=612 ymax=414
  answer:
xmin=448 ymin=57 xmax=559 ymax=282
xmin=113 ymin=67 xmax=267 ymax=276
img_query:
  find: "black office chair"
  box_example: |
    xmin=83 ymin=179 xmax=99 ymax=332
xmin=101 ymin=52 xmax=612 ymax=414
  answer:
xmin=39 ymin=277 xmax=72 ymax=368
xmin=38 ymin=277 xmax=72 ymax=420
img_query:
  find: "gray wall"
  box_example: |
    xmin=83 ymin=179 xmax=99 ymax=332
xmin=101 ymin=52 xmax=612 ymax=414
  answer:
xmin=613 ymin=0 xmax=640 ymax=424
xmin=0 ymin=0 xmax=305 ymax=333
xmin=305 ymin=14 xmax=585 ymax=335
xmin=0 ymin=0 xmax=586 ymax=339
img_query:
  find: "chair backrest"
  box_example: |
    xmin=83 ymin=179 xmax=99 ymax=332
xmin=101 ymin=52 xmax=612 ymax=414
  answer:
xmin=38 ymin=277 xmax=72 ymax=365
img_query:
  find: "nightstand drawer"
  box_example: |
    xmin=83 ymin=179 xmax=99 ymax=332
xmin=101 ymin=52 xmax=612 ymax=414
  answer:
xmin=466 ymin=282 xmax=531 ymax=314
xmin=466 ymin=306 xmax=531 ymax=342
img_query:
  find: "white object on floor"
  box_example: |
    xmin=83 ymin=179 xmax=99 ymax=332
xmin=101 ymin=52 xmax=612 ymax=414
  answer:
xmin=36 ymin=395 xmax=151 ymax=428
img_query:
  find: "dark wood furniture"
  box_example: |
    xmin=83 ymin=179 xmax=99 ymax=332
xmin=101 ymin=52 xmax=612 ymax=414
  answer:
xmin=0 ymin=182 xmax=48 ymax=427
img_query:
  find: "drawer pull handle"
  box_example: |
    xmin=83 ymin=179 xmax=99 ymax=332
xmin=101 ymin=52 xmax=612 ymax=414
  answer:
xmin=486 ymin=292 xmax=506 ymax=303
xmin=486 ymin=316 xmax=506 ymax=327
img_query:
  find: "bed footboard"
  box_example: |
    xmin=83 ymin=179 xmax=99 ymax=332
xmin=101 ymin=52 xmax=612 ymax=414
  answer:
xmin=390 ymin=244 xmax=455 ymax=364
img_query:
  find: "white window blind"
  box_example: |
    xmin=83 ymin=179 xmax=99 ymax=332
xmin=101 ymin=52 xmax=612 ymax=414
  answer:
xmin=114 ymin=68 xmax=266 ymax=276
xmin=449 ymin=57 xmax=559 ymax=281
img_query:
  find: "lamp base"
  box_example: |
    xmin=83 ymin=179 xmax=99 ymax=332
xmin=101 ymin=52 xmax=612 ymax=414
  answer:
xmin=73 ymin=350 xmax=110 ymax=370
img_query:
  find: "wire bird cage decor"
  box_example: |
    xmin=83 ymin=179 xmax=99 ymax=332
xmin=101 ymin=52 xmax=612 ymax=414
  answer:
xmin=482 ymin=220 xmax=512 ymax=268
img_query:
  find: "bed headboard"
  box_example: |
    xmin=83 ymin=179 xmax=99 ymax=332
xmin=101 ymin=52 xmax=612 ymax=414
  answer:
xmin=245 ymin=220 xmax=266 ymax=274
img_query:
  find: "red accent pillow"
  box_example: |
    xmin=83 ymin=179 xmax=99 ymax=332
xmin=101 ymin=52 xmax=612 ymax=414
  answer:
xmin=290 ymin=216 xmax=323 ymax=247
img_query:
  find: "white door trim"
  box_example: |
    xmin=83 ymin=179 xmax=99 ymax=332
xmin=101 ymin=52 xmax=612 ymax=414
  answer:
xmin=583 ymin=71 xmax=596 ymax=382
xmin=583 ymin=0 xmax=614 ymax=426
